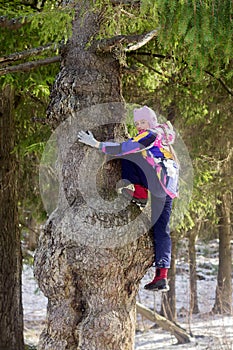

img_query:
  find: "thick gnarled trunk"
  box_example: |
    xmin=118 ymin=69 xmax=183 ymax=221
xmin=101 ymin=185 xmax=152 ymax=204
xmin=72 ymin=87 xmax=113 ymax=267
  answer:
xmin=0 ymin=85 xmax=24 ymax=350
xmin=34 ymin=3 xmax=153 ymax=349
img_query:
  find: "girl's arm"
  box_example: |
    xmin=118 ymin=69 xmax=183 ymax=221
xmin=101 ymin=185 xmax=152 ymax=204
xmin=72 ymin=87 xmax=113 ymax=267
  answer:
xmin=77 ymin=130 xmax=157 ymax=156
xmin=100 ymin=131 xmax=156 ymax=156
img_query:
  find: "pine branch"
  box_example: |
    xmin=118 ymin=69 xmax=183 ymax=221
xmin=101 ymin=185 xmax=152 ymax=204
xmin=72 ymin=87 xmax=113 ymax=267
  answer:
xmin=92 ymin=29 xmax=159 ymax=53
xmin=0 ymin=2 xmax=72 ymax=30
xmin=0 ymin=44 xmax=59 ymax=66
xmin=0 ymin=56 xmax=61 ymax=76
xmin=204 ymin=70 xmax=233 ymax=96
xmin=130 ymin=53 xmax=233 ymax=96
xmin=133 ymin=55 xmax=165 ymax=76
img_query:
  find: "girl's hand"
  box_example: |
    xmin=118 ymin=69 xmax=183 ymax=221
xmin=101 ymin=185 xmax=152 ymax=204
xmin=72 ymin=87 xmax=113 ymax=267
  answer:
xmin=77 ymin=130 xmax=100 ymax=148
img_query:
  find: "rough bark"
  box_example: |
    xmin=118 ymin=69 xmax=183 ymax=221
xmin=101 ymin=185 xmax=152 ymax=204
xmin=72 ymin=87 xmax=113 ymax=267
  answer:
xmin=0 ymin=85 xmax=24 ymax=350
xmin=136 ymin=302 xmax=192 ymax=344
xmin=213 ymin=191 xmax=232 ymax=314
xmin=188 ymin=228 xmax=200 ymax=314
xmin=34 ymin=2 xmax=154 ymax=349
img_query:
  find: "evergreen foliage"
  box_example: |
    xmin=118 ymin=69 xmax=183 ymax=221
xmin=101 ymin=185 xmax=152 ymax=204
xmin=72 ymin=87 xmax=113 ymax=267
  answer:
xmin=156 ymin=0 xmax=233 ymax=74
xmin=0 ymin=0 xmax=74 ymax=232
xmin=95 ymin=0 xmax=233 ymax=80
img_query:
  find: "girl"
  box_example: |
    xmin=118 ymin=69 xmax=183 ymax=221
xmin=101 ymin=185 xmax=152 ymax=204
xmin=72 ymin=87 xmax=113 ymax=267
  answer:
xmin=78 ymin=106 xmax=179 ymax=292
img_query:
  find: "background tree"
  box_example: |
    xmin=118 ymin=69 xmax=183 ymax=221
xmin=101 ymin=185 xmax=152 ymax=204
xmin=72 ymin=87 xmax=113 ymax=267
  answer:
xmin=0 ymin=85 xmax=24 ymax=350
xmin=0 ymin=1 xmax=72 ymax=348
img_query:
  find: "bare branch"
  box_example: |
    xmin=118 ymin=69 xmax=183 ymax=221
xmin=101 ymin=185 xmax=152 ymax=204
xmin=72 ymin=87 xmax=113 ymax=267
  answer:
xmin=125 ymin=29 xmax=159 ymax=52
xmin=92 ymin=29 xmax=159 ymax=53
xmin=0 ymin=44 xmax=59 ymax=66
xmin=0 ymin=56 xmax=61 ymax=76
xmin=120 ymin=8 xmax=136 ymax=18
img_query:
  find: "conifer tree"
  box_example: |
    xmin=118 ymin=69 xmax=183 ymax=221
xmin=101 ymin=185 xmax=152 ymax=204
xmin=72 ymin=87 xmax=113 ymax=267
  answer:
xmin=0 ymin=1 xmax=72 ymax=348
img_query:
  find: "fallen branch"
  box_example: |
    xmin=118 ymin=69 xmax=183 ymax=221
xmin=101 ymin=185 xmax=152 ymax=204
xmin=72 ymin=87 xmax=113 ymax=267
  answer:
xmin=136 ymin=302 xmax=192 ymax=344
xmin=0 ymin=56 xmax=61 ymax=76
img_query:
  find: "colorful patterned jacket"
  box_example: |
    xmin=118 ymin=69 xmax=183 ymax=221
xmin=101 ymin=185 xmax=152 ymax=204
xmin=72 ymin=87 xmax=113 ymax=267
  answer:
xmin=99 ymin=129 xmax=179 ymax=199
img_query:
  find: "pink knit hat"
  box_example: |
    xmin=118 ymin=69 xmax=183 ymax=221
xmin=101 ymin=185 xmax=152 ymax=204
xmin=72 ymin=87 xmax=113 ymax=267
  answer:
xmin=133 ymin=106 xmax=158 ymax=129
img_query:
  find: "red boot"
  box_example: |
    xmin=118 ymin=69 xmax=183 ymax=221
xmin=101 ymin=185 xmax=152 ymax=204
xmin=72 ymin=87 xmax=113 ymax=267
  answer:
xmin=144 ymin=268 xmax=169 ymax=292
xmin=121 ymin=184 xmax=148 ymax=207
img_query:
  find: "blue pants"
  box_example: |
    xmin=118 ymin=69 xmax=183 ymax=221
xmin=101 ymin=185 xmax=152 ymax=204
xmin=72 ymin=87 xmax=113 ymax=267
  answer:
xmin=121 ymin=155 xmax=172 ymax=268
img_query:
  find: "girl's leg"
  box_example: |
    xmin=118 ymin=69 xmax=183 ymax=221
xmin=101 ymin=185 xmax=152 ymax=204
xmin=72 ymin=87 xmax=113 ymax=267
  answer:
xmin=121 ymin=158 xmax=148 ymax=188
xmin=144 ymin=194 xmax=173 ymax=291
xmin=121 ymin=154 xmax=165 ymax=198
xmin=121 ymin=158 xmax=149 ymax=205
xmin=151 ymin=194 xmax=173 ymax=268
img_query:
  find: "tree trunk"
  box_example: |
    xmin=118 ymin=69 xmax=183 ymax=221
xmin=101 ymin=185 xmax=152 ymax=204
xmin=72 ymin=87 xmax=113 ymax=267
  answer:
xmin=213 ymin=191 xmax=232 ymax=314
xmin=161 ymin=230 xmax=177 ymax=321
xmin=34 ymin=3 xmax=154 ymax=349
xmin=0 ymin=85 xmax=24 ymax=350
xmin=188 ymin=228 xmax=199 ymax=314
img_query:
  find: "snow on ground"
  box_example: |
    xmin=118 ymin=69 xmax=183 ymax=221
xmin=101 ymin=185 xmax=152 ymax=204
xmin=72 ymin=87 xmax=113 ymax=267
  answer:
xmin=23 ymin=240 xmax=233 ymax=349
xmin=22 ymin=265 xmax=47 ymax=346
xmin=136 ymin=271 xmax=233 ymax=350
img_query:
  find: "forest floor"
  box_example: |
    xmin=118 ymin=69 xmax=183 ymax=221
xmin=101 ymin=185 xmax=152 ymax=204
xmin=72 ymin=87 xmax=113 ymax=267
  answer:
xmin=23 ymin=239 xmax=233 ymax=349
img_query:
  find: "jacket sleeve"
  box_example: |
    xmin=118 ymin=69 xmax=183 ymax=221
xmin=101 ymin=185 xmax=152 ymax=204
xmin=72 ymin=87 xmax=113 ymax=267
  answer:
xmin=100 ymin=131 xmax=156 ymax=156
